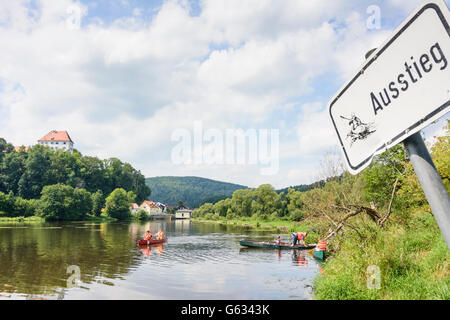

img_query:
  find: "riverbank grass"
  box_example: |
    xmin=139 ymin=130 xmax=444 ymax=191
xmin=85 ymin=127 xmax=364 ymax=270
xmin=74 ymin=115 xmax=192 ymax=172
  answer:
xmin=313 ymin=212 xmax=449 ymax=300
xmin=0 ymin=216 xmax=44 ymax=224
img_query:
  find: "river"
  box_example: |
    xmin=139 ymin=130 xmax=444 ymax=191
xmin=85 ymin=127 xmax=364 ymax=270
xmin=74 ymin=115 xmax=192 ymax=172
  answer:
xmin=0 ymin=220 xmax=320 ymax=300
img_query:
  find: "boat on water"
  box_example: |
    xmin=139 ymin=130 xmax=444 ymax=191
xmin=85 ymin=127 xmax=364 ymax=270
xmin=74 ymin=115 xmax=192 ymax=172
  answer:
xmin=239 ymin=239 xmax=316 ymax=250
xmin=312 ymin=240 xmax=328 ymax=260
xmin=312 ymin=249 xmax=325 ymax=260
xmin=137 ymin=238 xmax=168 ymax=246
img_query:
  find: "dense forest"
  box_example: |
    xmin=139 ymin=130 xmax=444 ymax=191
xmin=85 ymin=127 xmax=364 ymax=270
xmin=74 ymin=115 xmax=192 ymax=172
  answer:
xmin=194 ymin=122 xmax=449 ymax=299
xmin=145 ymin=176 xmax=248 ymax=208
xmin=0 ymin=138 xmax=150 ymax=221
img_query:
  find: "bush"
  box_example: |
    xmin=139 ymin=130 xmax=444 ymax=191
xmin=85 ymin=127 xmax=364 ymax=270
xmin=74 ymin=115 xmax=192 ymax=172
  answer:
xmin=136 ymin=210 xmax=149 ymax=221
xmin=38 ymin=184 xmax=92 ymax=221
xmin=13 ymin=197 xmax=37 ymax=217
xmin=314 ymin=212 xmax=450 ymax=300
xmin=91 ymin=190 xmax=105 ymax=217
xmin=104 ymin=188 xmax=132 ymax=220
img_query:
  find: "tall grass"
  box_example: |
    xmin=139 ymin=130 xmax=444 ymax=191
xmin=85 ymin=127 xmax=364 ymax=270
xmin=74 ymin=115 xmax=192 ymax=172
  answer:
xmin=314 ymin=211 xmax=449 ymax=300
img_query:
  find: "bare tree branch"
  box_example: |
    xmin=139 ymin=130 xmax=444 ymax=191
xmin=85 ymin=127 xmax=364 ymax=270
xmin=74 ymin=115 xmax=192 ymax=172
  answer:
xmin=379 ymin=175 xmax=401 ymax=227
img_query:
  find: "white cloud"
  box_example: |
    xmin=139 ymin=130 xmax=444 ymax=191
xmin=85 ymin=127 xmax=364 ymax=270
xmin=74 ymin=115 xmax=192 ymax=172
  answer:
xmin=295 ymin=102 xmax=339 ymax=156
xmin=1 ymin=0 xmax=441 ymax=188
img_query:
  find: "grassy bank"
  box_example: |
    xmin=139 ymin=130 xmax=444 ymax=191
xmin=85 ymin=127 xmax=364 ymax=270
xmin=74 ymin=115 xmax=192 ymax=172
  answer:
xmin=313 ymin=209 xmax=449 ymax=300
xmin=0 ymin=216 xmax=44 ymax=224
xmin=0 ymin=215 xmax=118 ymax=224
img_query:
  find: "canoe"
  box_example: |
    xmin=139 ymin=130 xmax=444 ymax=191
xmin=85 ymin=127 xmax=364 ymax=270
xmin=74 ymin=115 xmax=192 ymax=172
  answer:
xmin=239 ymin=240 xmax=316 ymax=250
xmin=137 ymin=238 xmax=167 ymax=246
xmin=312 ymin=249 xmax=325 ymax=260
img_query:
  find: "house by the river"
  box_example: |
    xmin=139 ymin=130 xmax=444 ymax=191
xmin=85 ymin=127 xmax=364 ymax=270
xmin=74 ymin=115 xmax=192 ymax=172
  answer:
xmin=175 ymin=208 xmax=193 ymax=219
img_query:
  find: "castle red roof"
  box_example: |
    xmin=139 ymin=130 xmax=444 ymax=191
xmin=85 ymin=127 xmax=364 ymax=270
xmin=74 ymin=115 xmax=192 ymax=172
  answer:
xmin=38 ymin=130 xmax=73 ymax=143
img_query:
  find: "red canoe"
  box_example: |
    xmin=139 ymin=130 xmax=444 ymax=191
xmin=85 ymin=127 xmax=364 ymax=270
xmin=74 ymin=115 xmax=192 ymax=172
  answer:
xmin=137 ymin=238 xmax=167 ymax=246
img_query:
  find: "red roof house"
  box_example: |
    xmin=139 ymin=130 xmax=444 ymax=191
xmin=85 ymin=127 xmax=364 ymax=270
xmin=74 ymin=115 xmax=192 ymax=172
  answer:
xmin=38 ymin=130 xmax=73 ymax=143
xmin=37 ymin=130 xmax=74 ymax=153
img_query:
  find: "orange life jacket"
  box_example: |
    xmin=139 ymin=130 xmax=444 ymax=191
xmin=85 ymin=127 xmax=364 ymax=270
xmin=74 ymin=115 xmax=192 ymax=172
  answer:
xmin=144 ymin=233 xmax=152 ymax=240
xmin=297 ymin=232 xmax=306 ymax=240
xmin=318 ymin=241 xmax=327 ymax=251
xmin=276 ymin=238 xmax=281 ymax=245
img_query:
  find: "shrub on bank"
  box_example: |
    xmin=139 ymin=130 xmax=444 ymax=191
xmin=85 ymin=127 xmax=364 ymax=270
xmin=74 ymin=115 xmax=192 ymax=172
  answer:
xmin=135 ymin=210 xmax=149 ymax=221
xmin=38 ymin=184 xmax=92 ymax=221
xmin=104 ymin=188 xmax=132 ymax=221
xmin=314 ymin=212 xmax=449 ymax=300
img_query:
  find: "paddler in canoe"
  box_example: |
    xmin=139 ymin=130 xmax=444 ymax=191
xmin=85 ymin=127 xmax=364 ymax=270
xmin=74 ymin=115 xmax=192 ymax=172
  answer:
xmin=156 ymin=229 xmax=165 ymax=240
xmin=143 ymin=230 xmax=153 ymax=244
xmin=275 ymin=236 xmax=282 ymax=246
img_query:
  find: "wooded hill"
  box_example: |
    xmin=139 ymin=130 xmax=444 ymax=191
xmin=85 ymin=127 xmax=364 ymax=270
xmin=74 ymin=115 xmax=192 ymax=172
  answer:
xmin=145 ymin=176 xmax=248 ymax=208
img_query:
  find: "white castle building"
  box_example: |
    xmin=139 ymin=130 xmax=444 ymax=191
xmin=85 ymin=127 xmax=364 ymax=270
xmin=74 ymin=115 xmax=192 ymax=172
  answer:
xmin=37 ymin=130 xmax=74 ymax=153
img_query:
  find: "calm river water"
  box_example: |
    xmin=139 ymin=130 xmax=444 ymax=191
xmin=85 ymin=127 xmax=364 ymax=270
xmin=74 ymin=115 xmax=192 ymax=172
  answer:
xmin=0 ymin=220 xmax=320 ymax=300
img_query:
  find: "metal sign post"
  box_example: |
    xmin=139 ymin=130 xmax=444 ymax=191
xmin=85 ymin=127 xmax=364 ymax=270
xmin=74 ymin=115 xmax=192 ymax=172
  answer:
xmin=403 ymin=132 xmax=450 ymax=249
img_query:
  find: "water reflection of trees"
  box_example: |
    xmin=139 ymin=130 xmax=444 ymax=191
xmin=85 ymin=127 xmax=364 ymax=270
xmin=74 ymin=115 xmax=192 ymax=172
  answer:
xmin=0 ymin=222 xmax=147 ymax=297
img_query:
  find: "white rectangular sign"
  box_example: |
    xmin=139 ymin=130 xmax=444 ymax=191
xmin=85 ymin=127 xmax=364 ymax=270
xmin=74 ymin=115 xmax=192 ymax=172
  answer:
xmin=328 ymin=0 xmax=450 ymax=174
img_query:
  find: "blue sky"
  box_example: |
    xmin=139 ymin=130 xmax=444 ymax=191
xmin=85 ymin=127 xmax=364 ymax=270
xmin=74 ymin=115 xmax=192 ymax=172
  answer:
xmin=0 ymin=0 xmax=448 ymax=188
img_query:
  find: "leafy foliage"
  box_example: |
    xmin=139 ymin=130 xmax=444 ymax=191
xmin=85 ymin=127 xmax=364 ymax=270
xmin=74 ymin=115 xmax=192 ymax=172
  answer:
xmin=37 ymin=184 xmax=92 ymax=221
xmin=104 ymin=188 xmax=132 ymax=220
xmin=0 ymin=143 xmax=150 ymax=203
xmin=0 ymin=137 xmax=150 ymax=220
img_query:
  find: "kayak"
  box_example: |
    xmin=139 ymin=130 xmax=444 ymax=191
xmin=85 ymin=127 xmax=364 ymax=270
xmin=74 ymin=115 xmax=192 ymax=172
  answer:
xmin=239 ymin=240 xmax=316 ymax=250
xmin=137 ymin=238 xmax=167 ymax=246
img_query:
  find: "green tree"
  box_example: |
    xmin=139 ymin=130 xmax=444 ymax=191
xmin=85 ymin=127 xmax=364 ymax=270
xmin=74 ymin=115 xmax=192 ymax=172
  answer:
xmin=38 ymin=184 xmax=91 ymax=221
xmin=0 ymin=191 xmax=15 ymax=216
xmin=213 ymin=198 xmax=231 ymax=217
xmin=18 ymin=145 xmax=53 ymax=199
xmin=73 ymin=188 xmax=93 ymax=218
xmin=104 ymin=188 xmax=131 ymax=220
xmin=136 ymin=209 xmax=149 ymax=221
xmin=230 ymin=189 xmax=254 ymax=217
xmin=0 ymin=138 xmax=14 ymax=161
xmin=0 ymin=151 xmax=27 ymax=195
xmin=361 ymin=145 xmax=407 ymax=209
xmin=252 ymin=184 xmax=282 ymax=218
xmin=127 ymin=190 xmax=137 ymax=203
xmin=91 ymin=190 xmax=105 ymax=217
xmin=286 ymin=188 xmax=306 ymax=221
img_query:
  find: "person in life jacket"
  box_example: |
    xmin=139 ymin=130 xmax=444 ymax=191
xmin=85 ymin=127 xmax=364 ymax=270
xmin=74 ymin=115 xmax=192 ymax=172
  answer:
xmin=327 ymin=225 xmax=336 ymax=239
xmin=328 ymin=225 xmax=335 ymax=234
xmin=156 ymin=230 xmax=165 ymax=240
xmin=144 ymin=230 xmax=153 ymax=244
xmin=291 ymin=232 xmax=298 ymax=246
xmin=275 ymin=236 xmax=282 ymax=246
xmin=297 ymin=232 xmax=308 ymax=246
